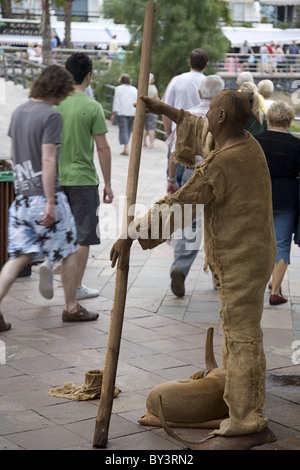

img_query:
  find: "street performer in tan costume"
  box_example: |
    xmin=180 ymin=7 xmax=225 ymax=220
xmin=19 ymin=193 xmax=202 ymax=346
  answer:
xmin=110 ymin=90 xmax=277 ymax=450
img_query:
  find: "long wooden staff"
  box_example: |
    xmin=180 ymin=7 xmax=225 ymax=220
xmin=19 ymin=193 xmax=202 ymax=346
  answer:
xmin=93 ymin=1 xmax=156 ymax=448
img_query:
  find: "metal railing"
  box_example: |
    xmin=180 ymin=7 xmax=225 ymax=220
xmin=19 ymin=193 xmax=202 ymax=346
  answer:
xmin=0 ymin=52 xmax=167 ymax=141
xmin=218 ymin=53 xmax=300 ymax=74
xmin=0 ymin=48 xmax=108 ymax=88
xmin=0 ymin=51 xmax=45 ymax=88
xmin=5 ymin=8 xmax=102 ymax=21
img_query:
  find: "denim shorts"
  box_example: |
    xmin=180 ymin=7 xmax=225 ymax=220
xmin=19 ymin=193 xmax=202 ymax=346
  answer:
xmin=144 ymin=113 xmax=158 ymax=131
xmin=273 ymin=209 xmax=297 ymax=263
xmin=118 ymin=115 xmax=134 ymax=145
xmin=8 ymin=192 xmax=78 ymax=263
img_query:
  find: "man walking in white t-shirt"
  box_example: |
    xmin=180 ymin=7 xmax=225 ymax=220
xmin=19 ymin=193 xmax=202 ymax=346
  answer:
xmin=162 ymin=48 xmax=209 ymax=297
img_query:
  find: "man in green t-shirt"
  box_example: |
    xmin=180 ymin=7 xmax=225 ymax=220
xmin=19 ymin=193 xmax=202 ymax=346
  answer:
xmin=47 ymin=53 xmax=113 ymax=301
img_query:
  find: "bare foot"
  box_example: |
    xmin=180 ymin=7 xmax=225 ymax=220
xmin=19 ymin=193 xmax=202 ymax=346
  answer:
xmin=169 ymin=428 xmax=277 ymax=450
xmin=158 ymin=396 xmax=276 ymax=450
xmin=186 ymin=428 xmax=277 ymax=450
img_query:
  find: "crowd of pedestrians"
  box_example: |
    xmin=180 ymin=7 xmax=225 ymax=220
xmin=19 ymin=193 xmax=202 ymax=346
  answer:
xmin=224 ymin=40 xmax=299 ymax=74
xmin=0 ymin=43 xmax=299 ymax=451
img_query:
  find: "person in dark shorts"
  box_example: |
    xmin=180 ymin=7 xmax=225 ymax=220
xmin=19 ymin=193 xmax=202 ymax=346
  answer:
xmin=0 ymin=65 xmax=99 ymax=332
xmin=55 ymin=53 xmax=114 ymax=301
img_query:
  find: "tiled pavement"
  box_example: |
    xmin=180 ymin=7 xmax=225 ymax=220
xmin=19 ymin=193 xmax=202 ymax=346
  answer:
xmin=0 ymin=79 xmax=299 ymax=451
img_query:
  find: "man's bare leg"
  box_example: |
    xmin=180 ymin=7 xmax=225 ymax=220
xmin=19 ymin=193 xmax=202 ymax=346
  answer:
xmin=270 ymin=259 xmax=288 ymax=305
xmin=76 ymin=246 xmax=89 ymax=289
xmin=149 ymin=129 xmax=155 ymax=148
xmin=0 ymin=254 xmax=32 ymax=331
xmin=75 ymin=246 xmax=99 ymax=300
xmin=271 ymin=259 xmax=288 ymax=296
xmin=61 ymin=252 xmax=99 ymax=322
xmin=121 ymin=143 xmax=129 ymax=155
xmin=143 ymin=129 xmax=148 ymax=146
xmin=0 ymin=254 xmax=32 ymax=301
xmin=61 ymin=252 xmax=78 ymax=313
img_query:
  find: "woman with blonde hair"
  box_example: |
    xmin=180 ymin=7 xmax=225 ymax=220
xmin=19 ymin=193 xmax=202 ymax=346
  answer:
xmin=240 ymin=81 xmax=267 ymax=135
xmin=257 ymin=79 xmax=275 ymax=111
xmin=255 ymin=101 xmax=300 ymax=305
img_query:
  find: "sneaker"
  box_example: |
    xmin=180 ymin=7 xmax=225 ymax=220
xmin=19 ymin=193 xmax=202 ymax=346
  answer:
xmin=62 ymin=304 xmax=99 ymax=322
xmin=76 ymin=284 xmax=100 ymax=300
xmin=39 ymin=260 xmax=54 ymax=299
xmin=170 ymin=268 xmax=185 ymax=297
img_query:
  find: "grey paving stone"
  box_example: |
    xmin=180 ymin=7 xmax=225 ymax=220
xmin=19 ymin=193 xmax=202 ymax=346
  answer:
xmin=66 ymin=413 xmax=142 ymax=441
xmin=0 ymin=409 xmax=53 ymax=435
xmin=141 ymin=337 xmax=197 ymax=354
xmin=5 ymin=387 xmax=67 ymax=409
xmin=6 ymin=424 xmax=90 ymax=450
xmin=126 ymin=352 xmax=189 ymax=372
xmin=35 ymin=400 xmax=98 ymax=425
xmin=0 ymin=396 xmax=26 ymax=412
xmin=103 ymin=429 xmax=184 ymax=451
xmin=114 ymin=371 xmax=170 ymax=393
xmin=32 ymin=366 xmax=89 ymax=388
xmin=8 ymin=354 xmax=70 ymax=375
xmin=0 ymin=374 xmax=49 ymax=394
xmin=0 ymin=435 xmax=23 ymax=450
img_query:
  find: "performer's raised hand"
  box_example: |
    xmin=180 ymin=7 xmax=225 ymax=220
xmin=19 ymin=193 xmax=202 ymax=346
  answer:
xmin=140 ymin=96 xmax=180 ymax=123
xmin=110 ymin=237 xmax=133 ymax=270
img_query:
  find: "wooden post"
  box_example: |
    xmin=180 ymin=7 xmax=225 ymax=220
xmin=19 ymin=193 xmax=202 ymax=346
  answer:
xmin=93 ymin=1 xmax=156 ymax=448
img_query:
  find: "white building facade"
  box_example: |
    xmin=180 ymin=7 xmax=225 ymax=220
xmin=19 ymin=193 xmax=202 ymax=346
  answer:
xmin=7 ymin=0 xmax=104 ymax=21
xmin=225 ymin=0 xmax=261 ymax=23
xmin=226 ymin=0 xmax=300 ymax=25
xmin=5 ymin=1 xmax=300 ymax=25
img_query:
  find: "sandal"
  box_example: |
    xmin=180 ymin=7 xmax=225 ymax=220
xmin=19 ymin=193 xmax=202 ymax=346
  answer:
xmin=269 ymin=294 xmax=288 ymax=305
xmin=0 ymin=312 xmax=11 ymax=332
xmin=62 ymin=304 xmax=99 ymax=322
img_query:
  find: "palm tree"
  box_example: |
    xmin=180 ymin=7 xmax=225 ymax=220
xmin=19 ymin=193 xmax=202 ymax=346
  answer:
xmin=40 ymin=0 xmax=53 ymax=65
xmin=41 ymin=0 xmax=73 ymax=64
xmin=62 ymin=0 xmax=72 ymax=48
xmin=0 ymin=0 xmax=12 ymax=17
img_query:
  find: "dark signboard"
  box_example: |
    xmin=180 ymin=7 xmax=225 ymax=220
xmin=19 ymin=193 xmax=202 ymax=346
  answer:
xmin=0 ymin=21 xmax=41 ymax=36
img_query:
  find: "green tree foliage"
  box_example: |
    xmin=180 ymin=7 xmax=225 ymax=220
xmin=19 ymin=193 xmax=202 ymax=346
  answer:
xmin=0 ymin=0 xmax=12 ymax=17
xmin=101 ymin=0 xmax=231 ymax=95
